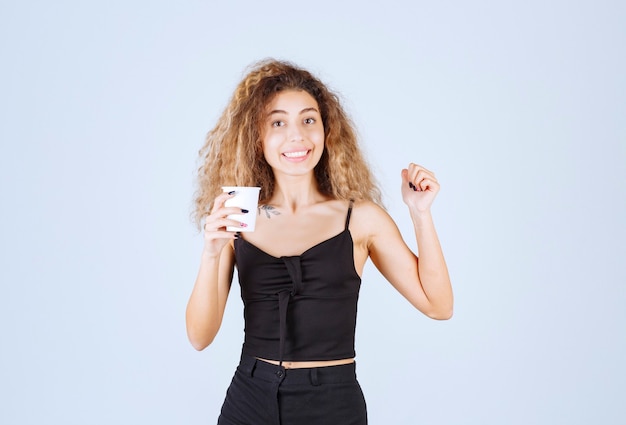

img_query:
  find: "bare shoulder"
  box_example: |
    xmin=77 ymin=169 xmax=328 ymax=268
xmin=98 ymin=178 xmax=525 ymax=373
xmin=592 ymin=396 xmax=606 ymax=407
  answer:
xmin=351 ymin=200 xmax=395 ymax=223
xmin=350 ymin=200 xmax=399 ymax=243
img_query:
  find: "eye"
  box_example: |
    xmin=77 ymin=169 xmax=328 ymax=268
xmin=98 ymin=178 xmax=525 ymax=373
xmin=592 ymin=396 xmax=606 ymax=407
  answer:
xmin=271 ymin=120 xmax=285 ymax=127
xmin=303 ymin=117 xmax=316 ymax=125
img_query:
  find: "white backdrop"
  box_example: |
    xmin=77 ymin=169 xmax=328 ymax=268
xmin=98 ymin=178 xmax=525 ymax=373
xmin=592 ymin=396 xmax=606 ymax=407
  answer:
xmin=1 ymin=1 xmax=624 ymax=424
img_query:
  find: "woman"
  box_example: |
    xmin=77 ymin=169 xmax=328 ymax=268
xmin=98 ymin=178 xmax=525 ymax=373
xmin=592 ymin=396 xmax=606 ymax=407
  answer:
xmin=186 ymin=59 xmax=453 ymax=425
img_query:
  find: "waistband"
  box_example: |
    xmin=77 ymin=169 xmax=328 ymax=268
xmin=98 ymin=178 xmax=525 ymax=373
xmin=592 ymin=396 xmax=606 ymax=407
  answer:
xmin=237 ymin=354 xmax=357 ymax=386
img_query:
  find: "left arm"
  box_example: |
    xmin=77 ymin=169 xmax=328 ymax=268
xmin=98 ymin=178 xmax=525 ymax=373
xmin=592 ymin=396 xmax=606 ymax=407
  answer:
xmin=366 ymin=163 xmax=453 ymax=319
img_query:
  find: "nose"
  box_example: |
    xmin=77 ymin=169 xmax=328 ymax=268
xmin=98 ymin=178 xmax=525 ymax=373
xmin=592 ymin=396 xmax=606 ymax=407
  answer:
xmin=288 ymin=123 xmax=304 ymax=142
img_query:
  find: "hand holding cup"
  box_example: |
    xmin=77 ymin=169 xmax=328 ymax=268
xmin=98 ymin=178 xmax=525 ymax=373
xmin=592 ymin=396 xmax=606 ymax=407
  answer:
xmin=201 ymin=187 xmax=259 ymax=257
xmin=221 ymin=186 xmax=261 ymax=232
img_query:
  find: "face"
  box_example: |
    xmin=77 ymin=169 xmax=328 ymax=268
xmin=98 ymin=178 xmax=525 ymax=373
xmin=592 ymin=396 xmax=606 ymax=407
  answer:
xmin=261 ymin=89 xmax=325 ymax=177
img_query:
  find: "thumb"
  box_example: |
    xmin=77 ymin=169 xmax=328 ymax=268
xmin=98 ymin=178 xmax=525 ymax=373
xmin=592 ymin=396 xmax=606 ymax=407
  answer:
xmin=401 ymin=168 xmax=409 ymax=181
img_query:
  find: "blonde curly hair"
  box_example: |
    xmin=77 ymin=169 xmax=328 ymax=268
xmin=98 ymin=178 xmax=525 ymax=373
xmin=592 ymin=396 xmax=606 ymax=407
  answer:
xmin=193 ymin=58 xmax=382 ymax=227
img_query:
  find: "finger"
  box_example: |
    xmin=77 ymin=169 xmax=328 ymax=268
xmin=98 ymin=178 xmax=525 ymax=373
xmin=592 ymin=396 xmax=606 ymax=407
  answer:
xmin=408 ymin=162 xmax=433 ymax=174
xmin=415 ymin=169 xmax=437 ymax=183
xmin=401 ymin=169 xmax=420 ymax=191
xmin=417 ymin=177 xmax=440 ymax=192
xmin=403 ymin=168 xmax=423 ymax=191
xmin=407 ymin=163 xmax=434 ymax=181
xmin=210 ymin=191 xmax=236 ymax=214
xmin=404 ymin=165 xmax=438 ymax=192
xmin=203 ymin=205 xmax=249 ymax=232
xmin=206 ymin=206 xmax=247 ymax=230
xmin=204 ymin=217 xmax=249 ymax=232
xmin=411 ymin=164 xmax=435 ymax=178
xmin=407 ymin=164 xmax=421 ymax=184
xmin=217 ymin=206 xmax=250 ymax=216
xmin=410 ymin=167 xmax=436 ymax=184
xmin=204 ymin=230 xmax=240 ymax=240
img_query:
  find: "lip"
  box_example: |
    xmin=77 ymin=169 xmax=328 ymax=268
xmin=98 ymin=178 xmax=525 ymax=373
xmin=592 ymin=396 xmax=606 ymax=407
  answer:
xmin=281 ymin=149 xmax=311 ymax=162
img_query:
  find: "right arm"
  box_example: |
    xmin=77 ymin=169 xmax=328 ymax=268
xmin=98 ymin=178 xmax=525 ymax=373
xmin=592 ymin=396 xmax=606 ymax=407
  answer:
xmin=185 ymin=192 xmax=243 ymax=351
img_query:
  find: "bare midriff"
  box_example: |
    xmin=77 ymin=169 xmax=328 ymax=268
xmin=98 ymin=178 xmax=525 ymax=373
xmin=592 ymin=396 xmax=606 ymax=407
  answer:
xmin=257 ymin=357 xmax=355 ymax=369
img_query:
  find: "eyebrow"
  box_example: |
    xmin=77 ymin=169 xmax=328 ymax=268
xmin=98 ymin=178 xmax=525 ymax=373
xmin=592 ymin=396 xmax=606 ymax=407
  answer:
xmin=267 ymin=107 xmax=319 ymax=116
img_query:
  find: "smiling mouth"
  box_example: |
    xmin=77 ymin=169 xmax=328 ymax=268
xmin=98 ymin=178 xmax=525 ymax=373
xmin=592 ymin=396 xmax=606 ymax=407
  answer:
xmin=282 ymin=150 xmax=310 ymax=158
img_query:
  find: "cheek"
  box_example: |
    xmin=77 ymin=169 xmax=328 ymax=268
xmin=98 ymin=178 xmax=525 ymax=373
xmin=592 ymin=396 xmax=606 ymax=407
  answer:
xmin=309 ymin=127 xmax=325 ymax=145
xmin=317 ymin=133 xmax=326 ymax=148
xmin=259 ymin=139 xmax=270 ymax=161
xmin=261 ymin=133 xmax=275 ymax=152
xmin=261 ymin=137 xmax=280 ymax=165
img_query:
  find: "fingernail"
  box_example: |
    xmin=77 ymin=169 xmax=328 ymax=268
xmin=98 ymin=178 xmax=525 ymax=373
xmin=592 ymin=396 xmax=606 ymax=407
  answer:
xmin=241 ymin=209 xmax=249 ymax=214
xmin=234 ymin=233 xmax=240 ymax=239
xmin=409 ymin=182 xmax=417 ymax=191
xmin=228 ymin=190 xmax=235 ymax=195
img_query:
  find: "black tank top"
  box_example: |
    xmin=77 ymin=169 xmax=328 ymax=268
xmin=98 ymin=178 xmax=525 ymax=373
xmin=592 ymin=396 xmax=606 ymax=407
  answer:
xmin=234 ymin=201 xmax=361 ymax=363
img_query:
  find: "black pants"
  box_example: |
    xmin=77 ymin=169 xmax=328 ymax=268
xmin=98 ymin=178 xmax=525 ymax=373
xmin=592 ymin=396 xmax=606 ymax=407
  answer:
xmin=217 ymin=354 xmax=368 ymax=425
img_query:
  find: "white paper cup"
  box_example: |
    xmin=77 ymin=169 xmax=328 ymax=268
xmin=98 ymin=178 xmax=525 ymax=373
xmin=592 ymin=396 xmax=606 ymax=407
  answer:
xmin=222 ymin=186 xmax=261 ymax=232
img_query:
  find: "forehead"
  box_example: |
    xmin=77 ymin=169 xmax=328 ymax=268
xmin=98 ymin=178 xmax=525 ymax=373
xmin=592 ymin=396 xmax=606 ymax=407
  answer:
xmin=265 ymin=89 xmax=319 ymax=112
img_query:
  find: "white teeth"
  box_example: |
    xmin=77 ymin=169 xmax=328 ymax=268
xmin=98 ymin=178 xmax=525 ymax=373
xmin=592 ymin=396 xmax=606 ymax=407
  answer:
xmin=283 ymin=150 xmax=308 ymax=158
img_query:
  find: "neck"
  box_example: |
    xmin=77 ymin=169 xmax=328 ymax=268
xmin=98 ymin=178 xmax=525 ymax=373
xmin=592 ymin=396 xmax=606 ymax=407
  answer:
xmin=269 ymin=173 xmax=326 ymax=213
